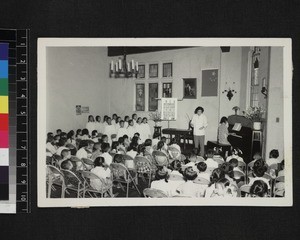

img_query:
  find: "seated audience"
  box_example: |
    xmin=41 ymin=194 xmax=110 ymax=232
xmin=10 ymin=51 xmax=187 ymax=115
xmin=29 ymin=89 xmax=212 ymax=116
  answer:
xmin=100 ymin=142 xmax=113 ymax=166
xmin=126 ymin=120 xmax=136 ymax=141
xmin=46 ymin=135 xmax=57 ymax=155
xmin=116 ymin=120 xmax=128 ymax=140
xmin=204 ymin=149 xmax=218 ymax=171
xmin=266 ymin=149 xmax=280 ymax=166
xmin=249 ymin=180 xmax=268 ymax=197
xmin=91 ymin=130 xmax=99 ymax=143
xmin=81 ymin=128 xmax=90 ymax=140
xmin=196 ymin=162 xmax=211 ymax=182
xmin=90 ymin=157 xmax=112 ymax=193
xmin=248 ymin=159 xmax=271 ymax=190
xmin=76 ymin=129 xmax=82 ymax=140
xmin=150 ymin=167 xmax=171 ymax=196
xmin=176 ymin=167 xmax=206 ymax=197
xmin=66 ymin=130 xmax=76 ymax=146
xmin=226 ymin=147 xmax=244 ymax=163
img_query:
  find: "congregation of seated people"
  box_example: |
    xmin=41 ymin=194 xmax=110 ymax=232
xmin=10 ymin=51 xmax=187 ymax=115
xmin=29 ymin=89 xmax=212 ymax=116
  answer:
xmin=46 ymin=113 xmax=285 ymax=198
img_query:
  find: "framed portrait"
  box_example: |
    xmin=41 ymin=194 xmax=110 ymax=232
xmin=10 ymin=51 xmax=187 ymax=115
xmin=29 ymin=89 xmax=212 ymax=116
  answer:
xmin=201 ymin=69 xmax=218 ymax=97
xmin=183 ymin=78 xmax=197 ymax=99
xmin=148 ymin=83 xmax=158 ymax=111
xmin=162 ymin=82 xmax=172 ymax=98
xmin=138 ymin=64 xmax=145 ymax=78
xmin=163 ymin=62 xmax=172 ymax=78
xmin=135 ymin=83 xmax=145 ymax=111
xmin=149 ymin=63 xmax=158 ymax=78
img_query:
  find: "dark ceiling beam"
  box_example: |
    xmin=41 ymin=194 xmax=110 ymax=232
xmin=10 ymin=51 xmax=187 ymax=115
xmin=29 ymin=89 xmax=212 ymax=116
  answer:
xmin=107 ymin=47 xmax=192 ymax=56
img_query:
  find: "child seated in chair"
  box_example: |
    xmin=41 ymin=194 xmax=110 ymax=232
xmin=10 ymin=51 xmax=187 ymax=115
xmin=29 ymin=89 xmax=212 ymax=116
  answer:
xmin=208 ymin=178 xmax=238 ymax=198
xmin=196 ymin=162 xmax=211 ymax=182
xmin=60 ymin=160 xmax=84 ymax=185
xmin=168 ymin=138 xmax=181 ymax=153
xmin=248 ymin=159 xmax=271 ymax=190
xmin=81 ymin=128 xmax=90 ymax=140
xmin=169 ymin=160 xmax=184 ymax=179
xmin=266 ymin=149 xmax=280 ymax=166
xmin=91 ymin=142 xmax=102 ymax=161
xmin=204 ymin=149 xmax=219 ymax=171
xmin=150 ymin=167 xmax=171 ymax=197
xmin=226 ymin=147 xmax=244 ymax=163
xmin=90 ymin=157 xmax=112 ymax=192
xmin=91 ymin=130 xmax=99 ymax=143
xmin=100 ymin=142 xmax=113 ymax=166
xmin=176 ymin=167 xmax=207 ymax=197
xmin=57 ymin=149 xmax=71 ymax=168
xmin=249 ymin=180 xmax=268 ymax=197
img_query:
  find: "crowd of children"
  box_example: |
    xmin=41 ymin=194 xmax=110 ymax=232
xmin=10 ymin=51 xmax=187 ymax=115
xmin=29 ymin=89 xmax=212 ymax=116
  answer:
xmin=46 ymin=114 xmax=285 ymax=198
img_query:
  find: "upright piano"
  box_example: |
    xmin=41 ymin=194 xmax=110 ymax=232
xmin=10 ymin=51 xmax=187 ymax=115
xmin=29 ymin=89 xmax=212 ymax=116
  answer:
xmin=227 ymin=115 xmax=262 ymax=163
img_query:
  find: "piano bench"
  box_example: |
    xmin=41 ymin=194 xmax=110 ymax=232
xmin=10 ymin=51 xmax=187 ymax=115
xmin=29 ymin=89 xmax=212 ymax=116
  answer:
xmin=206 ymin=141 xmax=231 ymax=157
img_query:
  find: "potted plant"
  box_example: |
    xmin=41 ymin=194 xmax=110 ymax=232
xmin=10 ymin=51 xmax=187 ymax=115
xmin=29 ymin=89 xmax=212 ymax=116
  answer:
xmin=149 ymin=110 xmax=162 ymax=126
xmin=243 ymin=106 xmax=265 ymax=130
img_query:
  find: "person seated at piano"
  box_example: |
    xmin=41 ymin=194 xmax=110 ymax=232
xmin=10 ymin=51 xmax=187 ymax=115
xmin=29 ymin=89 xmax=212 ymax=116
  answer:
xmin=217 ymin=116 xmax=231 ymax=145
xmin=226 ymin=147 xmax=244 ymax=163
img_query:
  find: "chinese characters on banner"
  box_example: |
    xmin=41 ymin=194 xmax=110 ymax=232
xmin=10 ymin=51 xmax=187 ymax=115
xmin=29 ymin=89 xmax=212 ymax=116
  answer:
xmin=161 ymin=98 xmax=177 ymax=120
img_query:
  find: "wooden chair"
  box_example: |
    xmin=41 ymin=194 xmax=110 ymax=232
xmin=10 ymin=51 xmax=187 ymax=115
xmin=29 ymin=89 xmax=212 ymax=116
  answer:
xmin=143 ymin=188 xmax=168 ymax=198
xmin=110 ymin=163 xmax=141 ymax=197
xmin=60 ymin=169 xmax=85 ymax=198
xmin=239 ymin=184 xmax=251 ymax=197
xmin=152 ymin=150 xmax=169 ymax=167
xmin=194 ymin=177 xmax=210 ymax=185
xmin=168 ymin=146 xmax=181 ymax=161
xmin=81 ymin=171 xmax=113 ymax=198
xmin=81 ymin=158 xmax=94 ymax=171
xmin=123 ymin=154 xmax=135 ymax=170
xmin=46 ymin=165 xmax=65 ymax=198
xmin=273 ymin=175 xmax=285 ymax=197
xmin=134 ymin=156 xmax=154 ymax=187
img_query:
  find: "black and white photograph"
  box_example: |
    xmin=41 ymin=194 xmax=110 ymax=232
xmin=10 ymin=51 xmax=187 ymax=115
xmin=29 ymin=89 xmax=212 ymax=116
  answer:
xmin=38 ymin=38 xmax=292 ymax=207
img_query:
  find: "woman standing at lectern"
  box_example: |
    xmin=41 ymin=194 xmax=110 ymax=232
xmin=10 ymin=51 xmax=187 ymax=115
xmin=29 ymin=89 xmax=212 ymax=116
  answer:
xmin=190 ymin=106 xmax=208 ymax=157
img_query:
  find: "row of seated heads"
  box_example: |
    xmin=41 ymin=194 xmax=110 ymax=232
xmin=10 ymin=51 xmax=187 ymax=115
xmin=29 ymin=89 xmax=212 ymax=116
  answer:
xmin=86 ymin=113 xmax=146 ymax=123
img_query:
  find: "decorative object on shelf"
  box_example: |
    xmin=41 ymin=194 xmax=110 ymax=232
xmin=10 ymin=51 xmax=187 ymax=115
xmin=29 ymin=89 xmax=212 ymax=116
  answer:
xmin=243 ymin=106 xmax=265 ymax=130
xmin=232 ymin=106 xmax=240 ymax=115
xmin=251 ymin=47 xmax=261 ymax=86
xmin=149 ymin=63 xmax=158 ymax=78
xmin=149 ymin=110 xmax=162 ymax=126
xmin=109 ymin=48 xmax=139 ymax=78
xmin=183 ymin=78 xmax=197 ymax=99
xmin=222 ymin=82 xmax=237 ymax=101
xmin=163 ymin=62 xmax=172 ymax=78
xmin=261 ymin=77 xmax=268 ymax=98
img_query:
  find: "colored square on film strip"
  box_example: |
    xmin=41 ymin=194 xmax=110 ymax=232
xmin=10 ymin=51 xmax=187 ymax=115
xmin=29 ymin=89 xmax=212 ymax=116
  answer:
xmin=0 ymin=42 xmax=9 ymax=201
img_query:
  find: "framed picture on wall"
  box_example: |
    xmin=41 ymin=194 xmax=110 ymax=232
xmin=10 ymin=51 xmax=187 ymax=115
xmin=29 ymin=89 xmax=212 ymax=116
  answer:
xmin=163 ymin=62 xmax=172 ymax=78
xmin=148 ymin=83 xmax=158 ymax=111
xmin=162 ymin=82 xmax=172 ymax=98
xmin=201 ymin=69 xmax=218 ymax=97
xmin=183 ymin=78 xmax=197 ymax=99
xmin=149 ymin=63 xmax=158 ymax=78
xmin=138 ymin=64 xmax=145 ymax=78
xmin=136 ymin=83 xmax=145 ymax=111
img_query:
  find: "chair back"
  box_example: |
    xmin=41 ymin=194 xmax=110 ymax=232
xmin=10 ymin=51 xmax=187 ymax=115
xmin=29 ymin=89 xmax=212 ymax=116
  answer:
xmin=134 ymin=156 xmax=151 ymax=172
xmin=81 ymin=170 xmax=107 ymax=190
xmin=240 ymin=184 xmax=251 ymax=195
xmin=143 ymin=188 xmax=168 ymax=198
xmin=47 ymin=165 xmax=64 ymax=177
xmin=168 ymin=146 xmax=181 ymax=160
xmin=233 ymin=170 xmax=245 ymax=180
xmin=123 ymin=154 xmax=135 ymax=170
xmin=110 ymin=163 xmax=131 ymax=182
xmin=194 ymin=177 xmax=210 ymax=185
xmin=152 ymin=150 xmax=169 ymax=167
xmin=60 ymin=169 xmax=83 ymax=187
xmin=81 ymin=158 xmax=94 ymax=170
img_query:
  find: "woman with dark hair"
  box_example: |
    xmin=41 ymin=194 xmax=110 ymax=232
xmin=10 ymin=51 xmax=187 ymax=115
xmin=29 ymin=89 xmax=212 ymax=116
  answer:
xmin=217 ymin=116 xmax=230 ymax=145
xmin=66 ymin=130 xmax=76 ymax=146
xmin=190 ymin=106 xmax=208 ymax=157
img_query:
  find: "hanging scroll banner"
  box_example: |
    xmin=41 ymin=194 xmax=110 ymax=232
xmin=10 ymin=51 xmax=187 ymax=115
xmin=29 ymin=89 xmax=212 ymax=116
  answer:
xmin=161 ymin=98 xmax=177 ymax=121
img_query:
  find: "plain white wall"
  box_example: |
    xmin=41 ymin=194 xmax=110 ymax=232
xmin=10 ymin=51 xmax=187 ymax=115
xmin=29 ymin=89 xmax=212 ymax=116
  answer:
xmin=46 ymin=47 xmax=109 ymax=132
xmin=265 ymin=47 xmax=284 ymax=159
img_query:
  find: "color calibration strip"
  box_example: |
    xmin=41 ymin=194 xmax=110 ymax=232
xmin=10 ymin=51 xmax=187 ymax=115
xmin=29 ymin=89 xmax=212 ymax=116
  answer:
xmin=0 ymin=29 xmax=29 ymax=213
xmin=0 ymin=43 xmax=9 ymax=201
